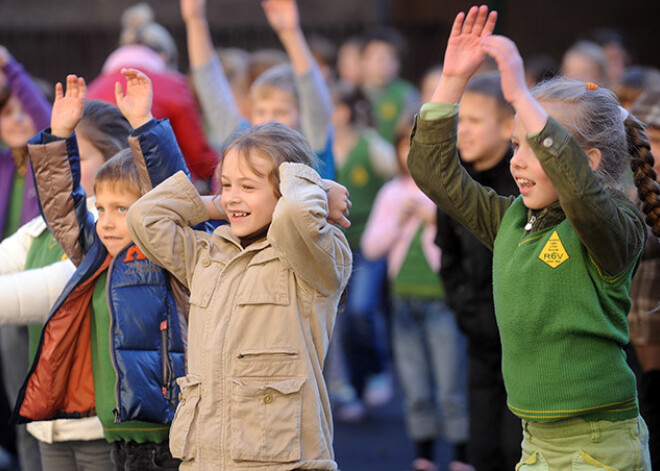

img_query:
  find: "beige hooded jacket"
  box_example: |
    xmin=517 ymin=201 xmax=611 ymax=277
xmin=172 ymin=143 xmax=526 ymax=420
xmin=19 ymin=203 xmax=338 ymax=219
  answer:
xmin=127 ymin=163 xmax=352 ymax=471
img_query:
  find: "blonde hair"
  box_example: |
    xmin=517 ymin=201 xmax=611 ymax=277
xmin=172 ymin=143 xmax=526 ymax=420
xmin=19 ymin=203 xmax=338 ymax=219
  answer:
xmin=216 ymin=122 xmax=318 ymax=198
xmin=533 ymin=76 xmax=660 ymax=236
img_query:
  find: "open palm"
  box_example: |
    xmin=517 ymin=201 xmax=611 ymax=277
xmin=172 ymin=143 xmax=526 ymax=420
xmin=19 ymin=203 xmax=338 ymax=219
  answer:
xmin=115 ymin=68 xmax=153 ymax=129
xmin=51 ymin=75 xmax=86 ymax=137
xmin=442 ymin=6 xmax=497 ymax=79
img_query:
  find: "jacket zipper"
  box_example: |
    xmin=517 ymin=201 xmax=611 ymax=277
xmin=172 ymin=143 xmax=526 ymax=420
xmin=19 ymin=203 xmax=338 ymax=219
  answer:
xmin=106 ymin=256 xmax=122 ymax=424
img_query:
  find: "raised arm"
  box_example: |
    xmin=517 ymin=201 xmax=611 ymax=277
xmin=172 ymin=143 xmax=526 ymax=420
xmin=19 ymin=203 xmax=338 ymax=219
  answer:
xmin=430 ymin=5 xmax=497 ymax=105
xmin=181 ymin=0 xmax=244 ymax=146
xmin=262 ymin=0 xmax=332 ymax=152
xmin=28 ymin=75 xmax=95 ymax=265
xmin=0 ymin=45 xmax=51 ymax=130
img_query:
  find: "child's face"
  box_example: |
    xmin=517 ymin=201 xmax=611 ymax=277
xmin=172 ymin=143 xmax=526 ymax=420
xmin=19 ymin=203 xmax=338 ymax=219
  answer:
xmin=361 ymin=41 xmax=399 ymax=88
xmin=561 ymin=52 xmax=604 ymax=85
xmin=509 ymin=116 xmax=559 ymax=210
xmin=0 ymin=96 xmax=36 ymax=149
xmin=250 ymin=88 xmax=300 ymax=130
xmin=94 ymin=184 xmax=141 ymax=257
xmin=220 ymin=148 xmax=279 ymax=238
xmin=337 ymin=43 xmax=362 ymax=86
xmin=458 ymin=93 xmax=513 ymax=171
xmin=77 ymin=134 xmax=106 ymax=197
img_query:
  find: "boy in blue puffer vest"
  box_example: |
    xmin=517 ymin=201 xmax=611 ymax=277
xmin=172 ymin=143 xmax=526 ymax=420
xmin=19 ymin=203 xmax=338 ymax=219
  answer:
xmin=12 ymin=69 xmax=191 ymax=471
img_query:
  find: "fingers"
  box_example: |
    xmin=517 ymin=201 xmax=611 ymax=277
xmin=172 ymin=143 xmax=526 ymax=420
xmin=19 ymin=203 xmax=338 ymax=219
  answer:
xmin=54 ymin=82 xmax=63 ymax=101
xmin=333 ymin=214 xmax=351 ymax=229
xmin=449 ymin=12 xmax=466 ymax=39
xmin=114 ymin=81 xmax=124 ymax=104
xmin=461 ymin=6 xmax=479 ymax=35
xmin=481 ymin=10 xmax=498 ymax=37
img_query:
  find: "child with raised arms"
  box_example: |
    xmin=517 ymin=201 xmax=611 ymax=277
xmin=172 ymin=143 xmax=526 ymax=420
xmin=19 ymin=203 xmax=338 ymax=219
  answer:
xmin=13 ymin=69 xmax=192 ymax=471
xmin=408 ymin=5 xmax=659 ymax=469
xmin=127 ymin=121 xmax=352 ymax=470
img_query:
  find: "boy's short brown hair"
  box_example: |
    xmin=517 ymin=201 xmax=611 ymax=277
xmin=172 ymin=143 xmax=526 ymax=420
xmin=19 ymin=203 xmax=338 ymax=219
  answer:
xmin=465 ymin=72 xmax=515 ymax=118
xmin=93 ymin=149 xmax=146 ymax=197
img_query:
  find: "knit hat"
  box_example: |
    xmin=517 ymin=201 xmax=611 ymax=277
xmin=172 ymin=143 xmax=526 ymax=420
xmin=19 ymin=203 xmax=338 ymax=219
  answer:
xmin=630 ymin=85 xmax=660 ymax=129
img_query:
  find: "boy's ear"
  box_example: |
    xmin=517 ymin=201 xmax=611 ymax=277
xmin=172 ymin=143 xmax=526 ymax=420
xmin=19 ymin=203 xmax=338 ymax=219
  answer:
xmin=586 ymin=148 xmax=602 ymax=170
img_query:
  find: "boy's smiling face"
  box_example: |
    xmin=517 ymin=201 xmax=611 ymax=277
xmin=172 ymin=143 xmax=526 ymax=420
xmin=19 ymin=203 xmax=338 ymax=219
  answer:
xmin=95 ymin=183 xmax=141 ymax=257
xmin=220 ymin=148 xmax=279 ymax=239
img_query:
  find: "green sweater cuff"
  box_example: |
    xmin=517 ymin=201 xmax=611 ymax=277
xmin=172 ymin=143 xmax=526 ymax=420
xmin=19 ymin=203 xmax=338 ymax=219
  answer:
xmin=420 ymin=102 xmax=459 ymax=120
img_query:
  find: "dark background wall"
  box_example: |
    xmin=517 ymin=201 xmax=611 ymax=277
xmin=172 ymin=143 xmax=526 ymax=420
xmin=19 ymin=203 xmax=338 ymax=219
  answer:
xmin=0 ymin=0 xmax=658 ymax=89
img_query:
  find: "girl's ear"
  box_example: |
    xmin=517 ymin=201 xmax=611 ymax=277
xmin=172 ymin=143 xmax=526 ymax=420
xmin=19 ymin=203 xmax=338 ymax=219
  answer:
xmin=586 ymin=148 xmax=602 ymax=170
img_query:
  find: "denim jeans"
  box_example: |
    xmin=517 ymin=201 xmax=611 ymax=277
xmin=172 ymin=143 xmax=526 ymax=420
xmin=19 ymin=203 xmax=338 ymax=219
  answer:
xmin=110 ymin=440 xmax=180 ymax=471
xmin=391 ymin=296 xmax=468 ymax=444
xmin=341 ymin=251 xmax=389 ymax=395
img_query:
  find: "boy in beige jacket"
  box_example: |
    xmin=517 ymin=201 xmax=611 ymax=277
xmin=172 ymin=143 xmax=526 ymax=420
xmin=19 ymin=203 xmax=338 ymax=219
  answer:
xmin=127 ymin=122 xmax=352 ymax=471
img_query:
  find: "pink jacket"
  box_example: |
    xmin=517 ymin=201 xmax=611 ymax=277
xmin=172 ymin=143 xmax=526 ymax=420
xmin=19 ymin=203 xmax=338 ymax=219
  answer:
xmin=361 ymin=175 xmax=440 ymax=278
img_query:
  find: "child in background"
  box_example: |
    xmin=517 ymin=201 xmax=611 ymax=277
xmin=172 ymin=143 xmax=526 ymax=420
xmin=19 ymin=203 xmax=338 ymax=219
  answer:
xmin=13 ymin=69 xmax=189 ymax=471
xmin=0 ymin=99 xmax=131 ymax=471
xmin=0 ymin=43 xmax=52 ymax=471
xmin=408 ymin=5 xmax=658 ymax=469
xmin=359 ymin=27 xmax=420 ymax=144
xmin=435 ymin=72 xmax=520 ymax=470
xmin=330 ymin=84 xmax=397 ymax=420
xmin=560 ymin=40 xmax=608 ymax=86
xmin=362 ymin=125 xmax=468 ymax=471
xmin=628 ymin=86 xmax=660 ymax=470
xmin=127 ymin=122 xmax=352 ymax=470
xmin=181 ymin=0 xmax=335 ymax=179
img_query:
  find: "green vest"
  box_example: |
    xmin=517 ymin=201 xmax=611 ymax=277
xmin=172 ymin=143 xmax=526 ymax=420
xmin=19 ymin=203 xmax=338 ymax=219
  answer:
xmin=373 ymin=79 xmax=415 ymax=144
xmin=90 ymin=270 xmax=170 ymax=443
xmin=493 ymin=197 xmax=639 ymax=422
xmin=24 ymin=229 xmax=67 ymax=362
xmin=337 ymin=135 xmax=387 ymax=248
xmin=3 ymin=173 xmax=25 ymax=238
xmin=393 ymin=226 xmax=444 ymax=299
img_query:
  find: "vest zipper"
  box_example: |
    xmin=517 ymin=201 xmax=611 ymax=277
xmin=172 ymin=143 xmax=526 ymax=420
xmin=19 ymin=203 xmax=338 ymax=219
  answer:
xmin=160 ymin=320 xmax=172 ymax=399
xmin=106 ymin=256 xmax=122 ymax=424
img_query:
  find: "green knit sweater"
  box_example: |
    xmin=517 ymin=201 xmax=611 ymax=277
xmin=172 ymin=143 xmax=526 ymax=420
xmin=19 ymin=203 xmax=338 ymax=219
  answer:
xmin=493 ymin=197 xmax=638 ymax=421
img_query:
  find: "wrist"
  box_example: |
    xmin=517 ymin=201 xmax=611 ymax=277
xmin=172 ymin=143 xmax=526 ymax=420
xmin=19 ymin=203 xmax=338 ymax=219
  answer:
xmin=431 ymin=75 xmax=470 ymax=104
xmin=277 ymin=28 xmax=304 ymax=45
xmin=50 ymin=126 xmax=74 ymax=138
xmin=128 ymin=113 xmax=154 ymax=130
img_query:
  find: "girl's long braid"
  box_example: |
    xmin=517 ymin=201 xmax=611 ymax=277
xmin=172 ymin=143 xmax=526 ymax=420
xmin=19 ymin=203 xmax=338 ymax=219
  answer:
xmin=626 ymin=114 xmax=660 ymax=237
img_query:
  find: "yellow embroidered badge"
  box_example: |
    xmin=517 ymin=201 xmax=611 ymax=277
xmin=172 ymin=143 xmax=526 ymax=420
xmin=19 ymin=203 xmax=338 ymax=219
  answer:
xmin=539 ymin=230 xmax=569 ymax=268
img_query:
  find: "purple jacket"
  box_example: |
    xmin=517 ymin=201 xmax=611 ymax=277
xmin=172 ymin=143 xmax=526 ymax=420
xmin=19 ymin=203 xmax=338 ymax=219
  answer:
xmin=0 ymin=59 xmax=51 ymax=237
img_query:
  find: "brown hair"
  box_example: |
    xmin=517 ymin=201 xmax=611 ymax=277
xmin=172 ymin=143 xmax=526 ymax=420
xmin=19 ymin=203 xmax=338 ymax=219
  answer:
xmin=93 ymin=148 xmax=146 ymax=197
xmin=532 ymin=76 xmax=660 ymax=236
xmin=216 ymin=122 xmax=318 ymax=198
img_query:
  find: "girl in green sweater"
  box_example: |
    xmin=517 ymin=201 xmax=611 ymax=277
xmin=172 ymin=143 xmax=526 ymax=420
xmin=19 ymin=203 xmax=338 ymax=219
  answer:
xmin=408 ymin=5 xmax=660 ymax=470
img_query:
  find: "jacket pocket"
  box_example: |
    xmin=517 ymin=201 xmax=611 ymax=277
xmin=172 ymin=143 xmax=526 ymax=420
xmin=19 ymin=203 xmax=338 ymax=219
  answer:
xmin=230 ymin=377 xmax=305 ymax=463
xmin=169 ymin=374 xmax=201 ymax=461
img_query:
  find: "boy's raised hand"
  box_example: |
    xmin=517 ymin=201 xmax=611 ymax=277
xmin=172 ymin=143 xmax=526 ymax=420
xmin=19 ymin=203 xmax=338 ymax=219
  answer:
xmin=51 ymin=74 xmax=86 ymax=138
xmin=115 ymin=68 xmax=154 ymax=130
xmin=262 ymin=0 xmax=300 ymax=35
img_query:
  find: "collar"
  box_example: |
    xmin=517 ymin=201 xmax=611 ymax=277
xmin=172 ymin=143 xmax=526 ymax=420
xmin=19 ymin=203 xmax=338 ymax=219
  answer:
xmin=524 ymin=201 xmax=565 ymax=234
